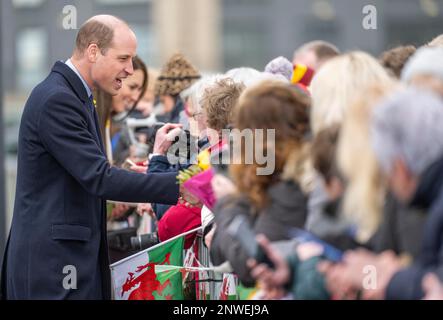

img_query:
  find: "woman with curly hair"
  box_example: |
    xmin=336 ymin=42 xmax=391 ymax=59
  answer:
xmin=209 ymin=81 xmax=313 ymax=286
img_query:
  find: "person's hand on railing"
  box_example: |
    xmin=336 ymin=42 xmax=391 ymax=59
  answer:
xmin=111 ymin=203 xmax=132 ymax=220
xmin=136 ymin=202 xmax=156 ymax=219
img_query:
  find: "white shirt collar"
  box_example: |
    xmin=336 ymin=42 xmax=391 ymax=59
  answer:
xmin=65 ymin=59 xmax=93 ymax=98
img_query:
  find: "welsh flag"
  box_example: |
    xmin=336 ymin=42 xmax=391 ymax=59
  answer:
xmin=110 ymin=236 xmax=185 ymax=300
xmin=219 ymin=274 xmax=239 ymax=300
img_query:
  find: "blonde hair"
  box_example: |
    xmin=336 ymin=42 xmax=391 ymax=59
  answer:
xmin=310 ymin=51 xmax=394 ymax=135
xmin=337 ymin=82 xmax=398 ymax=242
xmin=428 ymin=34 xmax=443 ymax=48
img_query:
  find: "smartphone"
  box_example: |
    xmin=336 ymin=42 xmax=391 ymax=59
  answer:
xmin=288 ymin=228 xmax=343 ymax=262
xmin=227 ymin=215 xmax=275 ymax=269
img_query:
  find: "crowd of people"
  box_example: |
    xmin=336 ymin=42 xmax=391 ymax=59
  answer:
xmin=100 ymin=31 xmax=443 ymax=300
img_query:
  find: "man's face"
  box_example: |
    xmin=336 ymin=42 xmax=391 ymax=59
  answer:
xmin=91 ymin=26 xmax=137 ymax=96
xmin=409 ymin=74 xmax=443 ymax=98
xmin=293 ymin=49 xmax=318 ymax=71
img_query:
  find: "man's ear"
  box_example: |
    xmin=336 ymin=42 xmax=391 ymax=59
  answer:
xmin=86 ymin=44 xmax=99 ymax=63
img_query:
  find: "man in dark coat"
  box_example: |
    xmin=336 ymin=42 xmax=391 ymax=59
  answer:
xmin=1 ymin=15 xmax=180 ymax=300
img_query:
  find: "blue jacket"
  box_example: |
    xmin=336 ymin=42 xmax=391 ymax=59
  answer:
xmin=386 ymin=157 xmax=443 ymax=299
xmin=1 ymin=62 xmax=179 ymax=300
xmin=147 ymin=155 xmax=183 ymax=220
xmin=148 ymin=137 xmax=209 ymax=219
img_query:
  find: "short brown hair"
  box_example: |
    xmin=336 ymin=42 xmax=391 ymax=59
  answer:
xmin=379 ymin=45 xmax=416 ymax=78
xmin=231 ymin=82 xmax=311 ymax=209
xmin=311 ymin=124 xmax=341 ymax=183
xmin=296 ymin=40 xmax=340 ymax=63
xmin=75 ymin=20 xmax=114 ymax=55
xmin=201 ymin=78 xmax=245 ymax=131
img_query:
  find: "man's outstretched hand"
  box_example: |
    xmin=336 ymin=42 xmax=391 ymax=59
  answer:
xmin=153 ymin=123 xmax=183 ymax=156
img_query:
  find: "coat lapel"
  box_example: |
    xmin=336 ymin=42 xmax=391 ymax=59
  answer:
xmin=52 ymin=61 xmax=105 ymax=154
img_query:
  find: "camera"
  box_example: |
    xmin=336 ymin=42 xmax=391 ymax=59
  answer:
xmin=166 ymin=128 xmax=197 ymax=164
xmin=130 ymin=232 xmax=159 ymax=251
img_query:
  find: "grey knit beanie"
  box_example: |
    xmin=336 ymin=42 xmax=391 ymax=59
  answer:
xmin=264 ymin=56 xmax=293 ymax=81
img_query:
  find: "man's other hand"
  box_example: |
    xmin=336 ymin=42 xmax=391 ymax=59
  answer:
xmin=153 ymin=123 xmax=183 ymax=155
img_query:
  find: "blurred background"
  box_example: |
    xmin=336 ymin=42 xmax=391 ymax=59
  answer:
xmin=1 ymin=0 xmax=442 ymax=256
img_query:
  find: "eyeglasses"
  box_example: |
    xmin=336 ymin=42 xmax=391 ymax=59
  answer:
xmin=190 ymin=112 xmax=203 ymax=119
xmin=184 ymin=102 xmax=203 ymax=119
